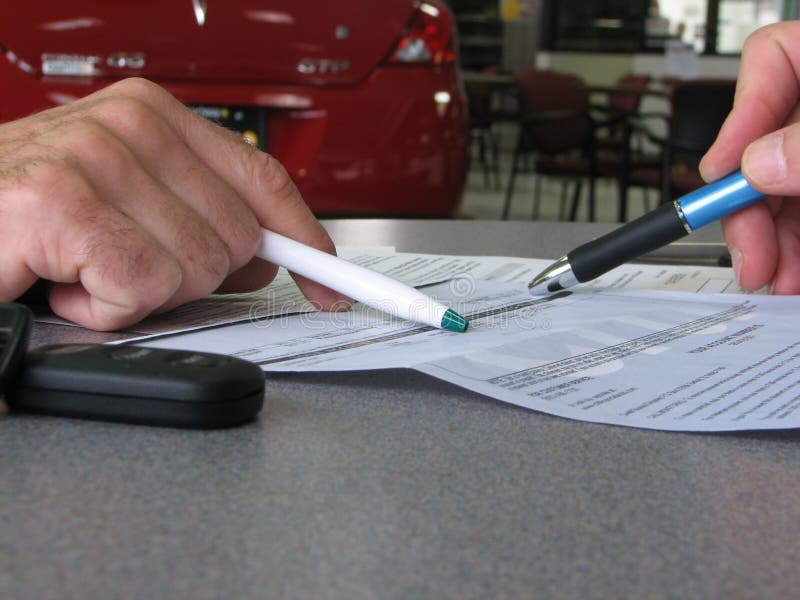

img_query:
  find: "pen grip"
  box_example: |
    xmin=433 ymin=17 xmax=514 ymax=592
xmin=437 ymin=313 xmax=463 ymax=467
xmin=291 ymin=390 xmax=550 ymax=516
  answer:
xmin=568 ymin=202 xmax=689 ymax=283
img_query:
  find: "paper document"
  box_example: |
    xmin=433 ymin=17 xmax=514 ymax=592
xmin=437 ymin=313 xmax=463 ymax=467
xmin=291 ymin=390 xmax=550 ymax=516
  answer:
xmin=66 ymin=248 xmax=755 ymax=339
xmin=137 ymin=273 xmax=800 ymax=432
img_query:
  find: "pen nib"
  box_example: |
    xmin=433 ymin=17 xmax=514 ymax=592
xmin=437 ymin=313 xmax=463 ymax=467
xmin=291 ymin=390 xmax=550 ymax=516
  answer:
xmin=528 ymin=256 xmax=577 ymax=295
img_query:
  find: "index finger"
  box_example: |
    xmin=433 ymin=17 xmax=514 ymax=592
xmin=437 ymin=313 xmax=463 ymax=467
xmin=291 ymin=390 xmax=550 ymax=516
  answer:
xmin=92 ymin=80 xmax=327 ymax=244
xmin=92 ymin=78 xmax=347 ymax=307
xmin=700 ymin=22 xmax=800 ymax=181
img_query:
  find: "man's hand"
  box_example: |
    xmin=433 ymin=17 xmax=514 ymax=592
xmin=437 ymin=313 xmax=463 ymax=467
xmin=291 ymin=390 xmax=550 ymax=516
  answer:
xmin=0 ymin=78 xmax=348 ymax=330
xmin=700 ymin=22 xmax=800 ymax=294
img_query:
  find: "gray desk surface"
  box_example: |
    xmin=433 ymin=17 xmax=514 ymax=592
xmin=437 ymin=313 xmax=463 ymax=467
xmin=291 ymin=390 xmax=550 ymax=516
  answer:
xmin=3 ymin=219 xmax=799 ymax=599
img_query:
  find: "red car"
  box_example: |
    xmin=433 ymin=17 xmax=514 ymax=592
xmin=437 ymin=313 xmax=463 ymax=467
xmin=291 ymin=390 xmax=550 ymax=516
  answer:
xmin=0 ymin=1 xmax=468 ymax=217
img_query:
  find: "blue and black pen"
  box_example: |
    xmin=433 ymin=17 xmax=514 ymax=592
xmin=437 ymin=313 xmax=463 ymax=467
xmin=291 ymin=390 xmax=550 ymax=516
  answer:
xmin=528 ymin=170 xmax=765 ymax=294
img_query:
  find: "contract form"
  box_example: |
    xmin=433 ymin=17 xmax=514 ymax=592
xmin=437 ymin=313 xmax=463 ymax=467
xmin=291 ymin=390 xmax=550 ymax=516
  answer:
xmin=102 ymin=247 xmax=759 ymax=337
xmin=128 ymin=250 xmax=800 ymax=432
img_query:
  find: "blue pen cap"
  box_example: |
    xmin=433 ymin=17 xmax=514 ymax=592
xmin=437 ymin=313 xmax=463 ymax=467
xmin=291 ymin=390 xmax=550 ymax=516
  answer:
xmin=678 ymin=170 xmax=765 ymax=231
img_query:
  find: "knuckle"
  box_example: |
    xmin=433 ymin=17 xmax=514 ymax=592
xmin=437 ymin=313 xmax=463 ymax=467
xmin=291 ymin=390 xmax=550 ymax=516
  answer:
xmin=18 ymin=157 xmax=94 ymax=215
xmin=83 ymin=225 xmax=181 ymax=307
xmin=742 ymin=22 xmax=780 ymax=53
xmin=93 ymin=94 xmax=159 ymax=133
xmin=63 ymin=120 xmax=130 ymax=169
xmin=104 ymin=77 xmax=167 ymax=102
xmin=188 ymin=174 xmax=262 ymax=269
xmin=223 ymin=218 xmax=261 ymax=269
xmin=172 ymin=219 xmax=231 ymax=286
xmin=219 ymin=203 xmax=262 ymax=266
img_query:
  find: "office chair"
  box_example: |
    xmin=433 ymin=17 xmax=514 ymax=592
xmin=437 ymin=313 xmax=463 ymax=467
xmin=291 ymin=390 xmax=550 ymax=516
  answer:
xmin=590 ymin=73 xmax=658 ymax=222
xmin=466 ymin=65 xmax=502 ymax=190
xmin=502 ymin=68 xmax=599 ymax=221
xmin=593 ymin=73 xmax=652 ymax=155
xmin=626 ymin=79 xmax=737 ymax=207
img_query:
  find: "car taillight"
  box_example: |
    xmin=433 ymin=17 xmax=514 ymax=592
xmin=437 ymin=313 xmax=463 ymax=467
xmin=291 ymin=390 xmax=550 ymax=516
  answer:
xmin=386 ymin=2 xmax=456 ymax=65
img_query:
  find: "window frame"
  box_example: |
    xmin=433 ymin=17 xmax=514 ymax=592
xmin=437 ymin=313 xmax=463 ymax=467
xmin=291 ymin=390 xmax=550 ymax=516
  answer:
xmin=542 ymin=0 xmax=784 ymax=55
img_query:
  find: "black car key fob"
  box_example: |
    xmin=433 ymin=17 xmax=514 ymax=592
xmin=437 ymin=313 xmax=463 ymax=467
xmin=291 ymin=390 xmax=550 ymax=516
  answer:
xmin=7 ymin=343 xmax=266 ymax=429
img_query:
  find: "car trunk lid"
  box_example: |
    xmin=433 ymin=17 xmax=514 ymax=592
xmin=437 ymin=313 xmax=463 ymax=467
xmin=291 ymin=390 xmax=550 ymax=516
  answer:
xmin=0 ymin=1 xmax=418 ymax=85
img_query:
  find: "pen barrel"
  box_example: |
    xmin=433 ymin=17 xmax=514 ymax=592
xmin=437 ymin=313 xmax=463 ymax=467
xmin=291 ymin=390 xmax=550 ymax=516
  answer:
xmin=256 ymin=230 xmax=449 ymax=328
xmin=678 ymin=170 xmax=764 ymax=230
xmin=568 ymin=202 xmax=688 ymax=283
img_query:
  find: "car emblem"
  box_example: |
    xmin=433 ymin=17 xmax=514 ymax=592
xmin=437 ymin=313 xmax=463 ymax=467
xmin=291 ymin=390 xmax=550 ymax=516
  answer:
xmin=297 ymin=58 xmax=351 ymax=75
xmin=192 ymin=0 xmax=208 ymax=26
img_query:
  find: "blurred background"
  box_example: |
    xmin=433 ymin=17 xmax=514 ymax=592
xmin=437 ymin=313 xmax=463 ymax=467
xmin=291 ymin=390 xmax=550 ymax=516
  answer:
xmin=1 ymin=1 xmax=797 ymax=223
xmin=454 ymin=0 xmax=796 ymax=222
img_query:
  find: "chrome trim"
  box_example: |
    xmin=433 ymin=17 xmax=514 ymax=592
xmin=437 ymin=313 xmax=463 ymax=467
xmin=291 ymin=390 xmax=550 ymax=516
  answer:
xmin=673 ymin=200 xmax=693 ymax=234
xmin=528 ymin=255 xmax=578 ymax=295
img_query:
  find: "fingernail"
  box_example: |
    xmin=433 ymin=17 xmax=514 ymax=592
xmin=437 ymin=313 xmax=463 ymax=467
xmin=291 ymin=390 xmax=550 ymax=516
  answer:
xmin=330 ymin=298 xmax=353 ymax=312
xmin=730 ymin=247 xmax=743 ymax=285
xmin=744 ymin=131 xmax=787 ymax=185
xmin=698 ymin=155 xmax=720 ymax=183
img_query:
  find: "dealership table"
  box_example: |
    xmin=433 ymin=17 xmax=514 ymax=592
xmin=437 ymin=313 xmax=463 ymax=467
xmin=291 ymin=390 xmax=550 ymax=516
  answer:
xmin=4 ymin=219 xmax=800 ymax=599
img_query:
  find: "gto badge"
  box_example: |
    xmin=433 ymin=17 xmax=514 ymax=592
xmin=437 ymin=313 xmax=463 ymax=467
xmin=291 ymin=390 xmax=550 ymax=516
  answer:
xmin=192 ymin=0 xmax=208 ymax=26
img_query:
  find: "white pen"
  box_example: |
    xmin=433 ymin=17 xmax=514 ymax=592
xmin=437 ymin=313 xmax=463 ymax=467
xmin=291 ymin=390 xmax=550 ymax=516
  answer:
xmin=255 ymin=228 xmax=469 ymax=332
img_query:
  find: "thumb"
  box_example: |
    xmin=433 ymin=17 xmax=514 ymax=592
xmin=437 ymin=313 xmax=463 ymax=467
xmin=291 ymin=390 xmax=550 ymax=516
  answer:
xmin=740 ymin=126 xmax=800 ymax=194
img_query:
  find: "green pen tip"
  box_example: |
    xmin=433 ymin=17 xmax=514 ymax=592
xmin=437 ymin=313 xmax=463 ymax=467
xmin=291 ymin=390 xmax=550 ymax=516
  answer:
xmin=441 ymin=308 xmax=469 ymax=332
